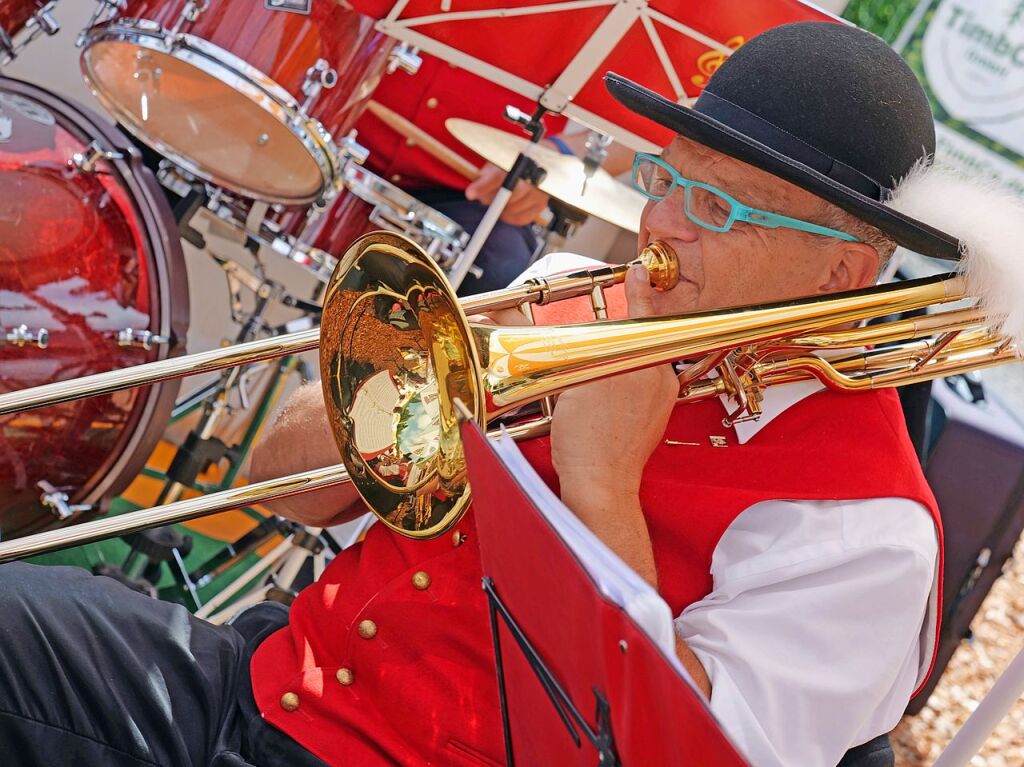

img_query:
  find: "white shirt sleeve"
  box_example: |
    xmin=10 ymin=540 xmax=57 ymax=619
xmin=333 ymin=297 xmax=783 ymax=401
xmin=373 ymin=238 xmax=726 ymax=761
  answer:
xmin=675 ymin=497 xmax=939 ymax=767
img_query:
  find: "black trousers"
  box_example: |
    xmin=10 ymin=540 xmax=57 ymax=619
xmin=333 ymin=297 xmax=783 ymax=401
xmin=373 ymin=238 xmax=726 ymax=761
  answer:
xmin=0 ymin=563 xmax=325 ymax=767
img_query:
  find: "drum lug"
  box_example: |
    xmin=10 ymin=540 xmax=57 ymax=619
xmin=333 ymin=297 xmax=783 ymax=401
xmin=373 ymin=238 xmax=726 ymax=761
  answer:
xmin=70 ymin=140 xmax=125 ymax=173
xmin=301 ymin=58 xmax=339 ymax=112
xmin=168 ymin=0 xmax=208 ymax=37
xmin=3 ymin=324 xmax=49 ymax=349
xmin=37 ymin=481 xmax=91 ymax=522
xmin=115 ymin=328 xmax=170 ymax=350
xmin=30 ymin=3 xmax=60 ymax=37
xmin=339 ymin=131 xmax=370 ymax=165
xmin=1 ymin=1 xmax=60 ymax=62
xmin=264 ymin=0 xmax=312 ymax=13
xmin=0 ymin=29 xmax=14 ymax=66
xmin=387 ymin=43 xmax=422 ymax=76
xmin=78 ymin=0 xmax=125 ymax=47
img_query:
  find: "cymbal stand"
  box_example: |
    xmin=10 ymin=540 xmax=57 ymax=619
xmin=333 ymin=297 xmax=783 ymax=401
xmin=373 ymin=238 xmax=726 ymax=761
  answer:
xmin=528 ymin=197 xmax=589 ymax=267
xmin=446 ymin=104 xmax=550 ymax=289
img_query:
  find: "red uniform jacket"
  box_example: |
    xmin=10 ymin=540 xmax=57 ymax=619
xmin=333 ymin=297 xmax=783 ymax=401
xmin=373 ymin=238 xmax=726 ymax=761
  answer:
xmin=251 ymin=291 xmax=942 ymax=766
xmin=356 ymin=53 xmax=568 ymax=192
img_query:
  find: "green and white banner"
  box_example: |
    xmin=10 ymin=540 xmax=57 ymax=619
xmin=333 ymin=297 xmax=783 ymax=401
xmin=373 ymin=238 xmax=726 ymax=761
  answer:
xmin=900 ymin=0 xmax=1024 ymax=197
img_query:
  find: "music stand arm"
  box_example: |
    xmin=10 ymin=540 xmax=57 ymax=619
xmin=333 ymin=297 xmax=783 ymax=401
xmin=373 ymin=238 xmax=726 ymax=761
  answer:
xmin=482 ymin=576 xmax=620 ymax=767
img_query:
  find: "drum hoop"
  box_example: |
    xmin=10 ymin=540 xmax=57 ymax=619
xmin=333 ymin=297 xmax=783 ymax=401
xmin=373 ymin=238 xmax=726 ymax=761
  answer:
xmin=343 ymin=164 xmax=468 ymax=243
xmin=80 ymin=19 xmax=340 ymax=204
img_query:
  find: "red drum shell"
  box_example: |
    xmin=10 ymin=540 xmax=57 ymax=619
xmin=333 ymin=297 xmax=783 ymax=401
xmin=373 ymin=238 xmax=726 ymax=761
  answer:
xmin=275 ymin=193 xmax=377 ymax=258
xmin=0 ymin=0 xmax=44 ymax=39
xmin=80 ymin=0 xmax=394 ymax=204
xmin=0 ymin=76 xmax=188 ymax=539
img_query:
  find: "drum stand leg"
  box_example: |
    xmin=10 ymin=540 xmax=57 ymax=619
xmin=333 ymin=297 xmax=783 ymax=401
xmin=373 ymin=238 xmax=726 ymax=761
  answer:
xmin=195 ymin=525 xmax=327 ymax=625
xmin=109 ymin=242 xmax=320 ymax=607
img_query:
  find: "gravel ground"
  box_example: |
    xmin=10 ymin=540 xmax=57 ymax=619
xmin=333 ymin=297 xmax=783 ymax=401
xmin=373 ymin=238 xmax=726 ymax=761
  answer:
xmin=892 ymin=538 xmax=1024 ymax=766
xmin=890 ymin=347 xmax=1023 ymax=766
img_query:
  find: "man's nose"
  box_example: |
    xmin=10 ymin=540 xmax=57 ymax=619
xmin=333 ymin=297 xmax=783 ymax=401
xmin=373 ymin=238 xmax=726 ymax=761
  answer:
xmin=643 ymin=190 xmax=700 ymax=243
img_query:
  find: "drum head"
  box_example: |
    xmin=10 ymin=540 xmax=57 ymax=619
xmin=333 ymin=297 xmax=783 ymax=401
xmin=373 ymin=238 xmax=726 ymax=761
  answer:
xmin=81 ymin=33 xmax=331 ymax=204
xmin=0 ymin=76 xmax=188 ymax=538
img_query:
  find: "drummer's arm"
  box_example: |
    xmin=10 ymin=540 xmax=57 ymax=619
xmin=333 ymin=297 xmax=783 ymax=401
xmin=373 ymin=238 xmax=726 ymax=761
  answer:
xmin=249 ymin=383 xmax=367 ymax=527
xmin=465 ymin=136 xmax=635 ymax=226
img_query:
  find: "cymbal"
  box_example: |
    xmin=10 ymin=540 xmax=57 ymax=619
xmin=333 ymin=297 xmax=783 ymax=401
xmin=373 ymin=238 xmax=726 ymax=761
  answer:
xmin=445 ymin=118 xmax=644 ymax=233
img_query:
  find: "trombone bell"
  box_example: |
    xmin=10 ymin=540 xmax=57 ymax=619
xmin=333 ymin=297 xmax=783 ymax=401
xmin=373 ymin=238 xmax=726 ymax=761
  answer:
xmin=320 ymin=233 xmax=682 ymax=539
xmin=321 ymin=232 xmax=484 ymax=539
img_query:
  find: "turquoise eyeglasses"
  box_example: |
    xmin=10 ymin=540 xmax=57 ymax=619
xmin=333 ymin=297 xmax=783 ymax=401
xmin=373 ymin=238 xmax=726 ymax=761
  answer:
xmin=631 ymin=153 xmax=860 ymax=243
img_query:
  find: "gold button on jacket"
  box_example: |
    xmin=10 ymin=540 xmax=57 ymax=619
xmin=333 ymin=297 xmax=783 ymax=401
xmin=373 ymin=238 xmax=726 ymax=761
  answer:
xmin=335 ymin=667 xmax=354 ymax=686
xmin=412 ymin=571 xmax=431 ymax=590
xmin=357 ymin=619 xmax=378 ymax=639
xmin=280 ymin=692 xmax=300 ymax=712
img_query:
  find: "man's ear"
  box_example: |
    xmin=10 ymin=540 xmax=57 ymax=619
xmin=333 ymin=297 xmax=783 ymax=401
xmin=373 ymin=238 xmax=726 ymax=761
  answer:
xmin=818 ymin=242 xmax=880 ymax=293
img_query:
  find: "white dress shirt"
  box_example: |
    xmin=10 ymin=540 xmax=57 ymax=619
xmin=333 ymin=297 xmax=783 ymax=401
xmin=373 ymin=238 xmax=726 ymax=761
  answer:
xmin=678 ymin=380 xmax=939 ymax=767
xmin=515 ymin=254 xmax=940 ymax=767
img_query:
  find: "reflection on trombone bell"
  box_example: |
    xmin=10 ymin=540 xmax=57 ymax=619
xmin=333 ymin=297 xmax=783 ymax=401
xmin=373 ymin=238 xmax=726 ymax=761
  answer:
xmin=0 ymin=230 xmax=1020 ymax=561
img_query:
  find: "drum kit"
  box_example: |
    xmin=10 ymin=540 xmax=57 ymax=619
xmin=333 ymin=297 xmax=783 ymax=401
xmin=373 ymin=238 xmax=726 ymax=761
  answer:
xmin=0 ymin=0 xmax=642 ymax=601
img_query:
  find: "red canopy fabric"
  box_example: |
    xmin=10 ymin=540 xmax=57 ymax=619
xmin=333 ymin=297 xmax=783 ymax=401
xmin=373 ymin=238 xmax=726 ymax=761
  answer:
xmin=351 ymin=1 xmax=840 ymax=149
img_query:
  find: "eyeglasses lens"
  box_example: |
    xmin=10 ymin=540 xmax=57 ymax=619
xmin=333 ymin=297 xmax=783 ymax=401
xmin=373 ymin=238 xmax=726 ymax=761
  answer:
xmin=634 ymin=158 xmax=673 ymax=199
xmin=686 ymin=185 xmax=733 ymax=230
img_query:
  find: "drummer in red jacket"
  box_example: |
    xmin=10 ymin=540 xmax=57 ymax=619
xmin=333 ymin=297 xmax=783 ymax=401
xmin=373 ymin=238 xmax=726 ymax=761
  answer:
xmin=355 ymin=52 xmax=632 ymax=293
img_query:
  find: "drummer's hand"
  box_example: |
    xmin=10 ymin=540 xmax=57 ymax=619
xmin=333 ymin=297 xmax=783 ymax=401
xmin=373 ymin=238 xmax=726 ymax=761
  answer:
xmin=465 ymin=162 xmax=550 ymax=227
xmin=550 ymin=265 xmax=677 ymax=582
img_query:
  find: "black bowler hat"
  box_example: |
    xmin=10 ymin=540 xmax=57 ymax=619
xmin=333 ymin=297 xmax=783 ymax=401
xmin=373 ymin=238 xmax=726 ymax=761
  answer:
xmin=605 ymin=21 xmax=962 ymax=260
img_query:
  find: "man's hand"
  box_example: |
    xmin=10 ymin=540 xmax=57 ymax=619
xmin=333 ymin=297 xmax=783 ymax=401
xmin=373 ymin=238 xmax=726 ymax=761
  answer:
xmin=464 ymin=162 xmax=550 ymax=227
xmin=549 ymin=265 xmax=679 ymax=587
xmin=550 ymin=264 xmax=679 ymax=500
xmin=549 ymin=264 xmax=710 ymax=698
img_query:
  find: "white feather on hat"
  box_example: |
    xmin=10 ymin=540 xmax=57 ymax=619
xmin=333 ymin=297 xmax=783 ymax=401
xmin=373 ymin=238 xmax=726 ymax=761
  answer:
xmin=887 ymin=161 xmax=1024 ymax=347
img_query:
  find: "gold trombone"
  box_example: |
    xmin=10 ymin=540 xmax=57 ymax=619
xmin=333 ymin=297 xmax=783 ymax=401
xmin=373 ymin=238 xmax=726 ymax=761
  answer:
xmin=0 ymin=231 xmax=1019 ymax=560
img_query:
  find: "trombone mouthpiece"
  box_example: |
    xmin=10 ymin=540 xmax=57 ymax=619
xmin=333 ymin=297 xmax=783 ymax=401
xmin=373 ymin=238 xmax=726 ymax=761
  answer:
xmin=636 ymin=241 xmax=679 ymax=291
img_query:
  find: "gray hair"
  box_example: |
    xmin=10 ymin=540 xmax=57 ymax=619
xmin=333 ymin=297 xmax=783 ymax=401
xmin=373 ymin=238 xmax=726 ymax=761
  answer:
xmin=814 ymin=201 xmax=897 ymax=273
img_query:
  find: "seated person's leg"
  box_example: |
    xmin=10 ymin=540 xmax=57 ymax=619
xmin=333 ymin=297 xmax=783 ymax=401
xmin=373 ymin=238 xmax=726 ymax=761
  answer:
xmin=0 ymin=563 xmax=247 ymax=767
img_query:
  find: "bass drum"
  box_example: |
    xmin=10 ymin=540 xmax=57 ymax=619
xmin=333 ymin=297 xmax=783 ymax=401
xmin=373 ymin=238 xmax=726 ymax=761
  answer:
xmin=0 ymin=76 xmax=189 ymax=539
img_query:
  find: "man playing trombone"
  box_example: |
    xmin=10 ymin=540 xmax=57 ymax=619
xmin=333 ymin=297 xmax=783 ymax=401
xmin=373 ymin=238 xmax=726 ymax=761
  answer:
xmin=1 ymin=20 xmax=1015 ymax=767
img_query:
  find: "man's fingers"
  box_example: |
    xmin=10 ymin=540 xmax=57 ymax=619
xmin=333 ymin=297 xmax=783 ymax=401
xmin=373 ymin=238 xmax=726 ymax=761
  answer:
xmin=625 ymin=265 xmax=658 ymax=318
xmin=465 ymin=176 xmax=496 ymax=203
xmin=465 ymin=164 xmax=504 ymax=202
xmin=493 ymin=181 xmax=548 ymax=225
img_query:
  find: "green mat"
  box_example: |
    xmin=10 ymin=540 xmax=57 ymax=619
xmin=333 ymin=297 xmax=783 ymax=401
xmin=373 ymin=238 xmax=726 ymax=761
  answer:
xmin=26 ymin=497 xmax=269 ymax=609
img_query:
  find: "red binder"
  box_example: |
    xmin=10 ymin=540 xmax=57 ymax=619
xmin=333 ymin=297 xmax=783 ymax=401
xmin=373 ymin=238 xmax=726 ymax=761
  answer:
xmin=462 ymin=418 xmax=750 ymax=766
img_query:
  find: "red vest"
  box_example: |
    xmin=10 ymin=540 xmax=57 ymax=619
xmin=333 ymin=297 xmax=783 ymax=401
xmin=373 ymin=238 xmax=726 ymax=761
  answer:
xmin=250 ymin=293 xmax=943 ymax=766
xmin=356 ymin=53 xmax=568 ymax=192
